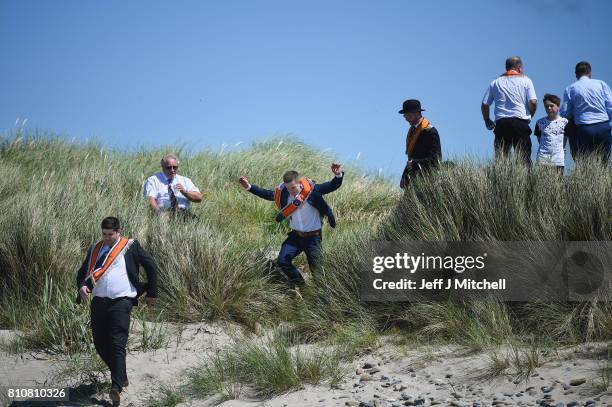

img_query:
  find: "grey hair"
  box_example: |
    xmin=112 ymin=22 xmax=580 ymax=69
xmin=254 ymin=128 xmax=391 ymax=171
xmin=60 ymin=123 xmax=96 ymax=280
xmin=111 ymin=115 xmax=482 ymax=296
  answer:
xmin=161 ymin=153 xmax=180 ymax=166
xmin=505 ymin=56 xmax=523 ymax=71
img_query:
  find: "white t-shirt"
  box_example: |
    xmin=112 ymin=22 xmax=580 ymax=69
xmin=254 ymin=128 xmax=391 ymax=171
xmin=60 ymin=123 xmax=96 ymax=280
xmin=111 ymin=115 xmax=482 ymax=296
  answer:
xmin=143 ymin=172 xmax=200 ymax=210
xmin=482 ymin=75 xmax=537 ymax=121
xmin=535 ymin=116 xmax=568 ymax=167
xmin=92 ymin=246 xmax=137 ymax=299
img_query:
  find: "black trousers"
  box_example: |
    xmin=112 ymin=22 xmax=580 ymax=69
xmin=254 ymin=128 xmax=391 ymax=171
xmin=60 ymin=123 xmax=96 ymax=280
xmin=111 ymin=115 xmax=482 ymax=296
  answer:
xmin=277 ymin=232 xmax=323 ymax=284
xmin=494 ymin=117 xmax=533 ymax=166
xmin=91 ymin=296 xmax=133 ymax=392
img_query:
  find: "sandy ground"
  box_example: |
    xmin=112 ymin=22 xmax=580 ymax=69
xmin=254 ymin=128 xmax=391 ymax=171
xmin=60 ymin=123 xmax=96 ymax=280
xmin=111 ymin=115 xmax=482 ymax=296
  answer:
xmin=0 ymin=323 xmax=233 ymax=406
xmin=186 ymin=342 xmax=612 ymax=407
xmin=1 ymin=326 xmax=611 ymax=407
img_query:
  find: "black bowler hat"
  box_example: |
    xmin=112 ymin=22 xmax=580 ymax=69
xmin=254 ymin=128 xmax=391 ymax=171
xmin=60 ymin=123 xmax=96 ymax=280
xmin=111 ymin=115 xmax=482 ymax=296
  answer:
xmin=398 ymin=99 xmax=425 ymax=114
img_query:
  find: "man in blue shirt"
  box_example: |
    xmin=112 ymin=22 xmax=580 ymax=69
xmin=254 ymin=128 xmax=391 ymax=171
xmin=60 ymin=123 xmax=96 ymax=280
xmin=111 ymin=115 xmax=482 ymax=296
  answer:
xmin=560 ymin=61 xmax=612 ymax=163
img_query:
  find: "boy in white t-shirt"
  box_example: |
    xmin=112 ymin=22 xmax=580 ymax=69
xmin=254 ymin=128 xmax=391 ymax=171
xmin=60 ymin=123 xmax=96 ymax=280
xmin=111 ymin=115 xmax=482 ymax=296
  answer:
xmin=534 ymin=94 xmax=569 ymax=174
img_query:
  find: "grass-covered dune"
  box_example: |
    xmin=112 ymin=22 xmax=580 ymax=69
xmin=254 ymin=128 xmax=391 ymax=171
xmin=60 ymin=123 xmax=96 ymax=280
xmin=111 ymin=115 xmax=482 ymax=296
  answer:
xmin=0 ymin=133 xmax=611 ymax=357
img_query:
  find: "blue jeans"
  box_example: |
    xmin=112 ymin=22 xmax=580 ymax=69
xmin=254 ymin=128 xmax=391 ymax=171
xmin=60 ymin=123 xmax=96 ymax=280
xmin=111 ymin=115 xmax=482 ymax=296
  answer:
xmin=277 ymin=232 xmax=322 ymax=284
xmin=576 ymin=121 xmax=612 ymax=163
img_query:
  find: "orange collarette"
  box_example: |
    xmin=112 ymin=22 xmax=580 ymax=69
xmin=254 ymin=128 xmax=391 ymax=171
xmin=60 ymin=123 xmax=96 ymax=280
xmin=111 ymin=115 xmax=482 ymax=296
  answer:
xmin=87 ymin=237 xmax=130 ymax=285
xmin=274 ymin=177 xmax=314 ymax=218
xmin=406 ymin=117 xmax=431 ymax=157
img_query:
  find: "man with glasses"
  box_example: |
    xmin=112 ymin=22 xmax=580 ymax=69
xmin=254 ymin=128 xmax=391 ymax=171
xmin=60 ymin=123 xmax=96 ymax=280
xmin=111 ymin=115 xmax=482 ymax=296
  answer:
xmin=143 ymin=154 xmax=202 ymax=213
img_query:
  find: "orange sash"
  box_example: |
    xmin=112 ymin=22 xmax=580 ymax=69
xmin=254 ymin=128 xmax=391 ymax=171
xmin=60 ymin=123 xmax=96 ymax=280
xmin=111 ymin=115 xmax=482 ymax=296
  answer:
xmin=274 ymin=177 xmax=314 ymax=218
xmin=87 ymin=237 xmax=130 ymax=285
xmin=406 ymin=118 xmax=431 ymax=157
xmin=501 ymin=70 xmax=522 ymax=77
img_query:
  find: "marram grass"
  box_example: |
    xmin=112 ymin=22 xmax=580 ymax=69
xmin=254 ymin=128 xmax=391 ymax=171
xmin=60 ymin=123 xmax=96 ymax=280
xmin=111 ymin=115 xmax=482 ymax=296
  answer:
xmin=0 ymin=133 xmax=611 ymax=356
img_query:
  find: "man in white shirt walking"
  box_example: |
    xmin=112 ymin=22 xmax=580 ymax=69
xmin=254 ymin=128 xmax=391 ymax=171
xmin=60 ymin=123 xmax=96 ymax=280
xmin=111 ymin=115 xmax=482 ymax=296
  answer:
xmin=238 ymin=163 xmax=344 ymax=287
xmin=143 ymin=154 xmax=203 ymax=213
xmin=76 ymin=217 xmax=158 ymax=406
xmin=481 ymin=56 xmax=538 ymax=165
xmin=560 ymin=61 xmax=612 ymax=163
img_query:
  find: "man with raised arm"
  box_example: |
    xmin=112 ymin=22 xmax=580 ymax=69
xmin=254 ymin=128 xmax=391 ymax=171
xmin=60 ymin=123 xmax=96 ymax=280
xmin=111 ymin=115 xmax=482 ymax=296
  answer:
xmin=239 ymin=162 xmax=344 ymax=287
xmin=76 ymin=217 xmax=158 ymax=406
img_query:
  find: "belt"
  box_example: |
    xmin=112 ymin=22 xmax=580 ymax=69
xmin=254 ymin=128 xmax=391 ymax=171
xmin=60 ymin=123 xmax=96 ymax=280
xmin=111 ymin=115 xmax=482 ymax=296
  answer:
xmin=93 ymin=296 xmax=134 ymax=303
xmin=577 ymin=120 xmax=610 ymax=127
xmin=292 ymin=229 xmax=321 ymax=237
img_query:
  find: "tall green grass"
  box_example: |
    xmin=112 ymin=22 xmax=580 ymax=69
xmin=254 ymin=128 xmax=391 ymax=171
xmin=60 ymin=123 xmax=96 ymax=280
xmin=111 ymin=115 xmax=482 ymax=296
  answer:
xmin=1 ymin=133 xmax=610 ymax=356
xmin=0 ymin=133 xmax=397 ymax=348
xmin=294 ymin=154 xmax=611 ymax=346
xmin=188 ymin=329 xmax=346 ymax=400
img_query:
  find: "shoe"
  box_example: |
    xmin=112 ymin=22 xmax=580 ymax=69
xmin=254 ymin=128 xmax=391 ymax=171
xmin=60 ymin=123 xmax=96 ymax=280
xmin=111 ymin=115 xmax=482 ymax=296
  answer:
xmin=109 ymin=388 xmax=121 ymax=406
xmin=123 ymin=378 xmax=129 ymax=388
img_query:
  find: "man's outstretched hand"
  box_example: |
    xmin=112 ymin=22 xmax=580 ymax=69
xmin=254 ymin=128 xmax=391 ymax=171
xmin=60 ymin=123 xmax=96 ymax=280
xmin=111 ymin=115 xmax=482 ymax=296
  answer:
xmin=239 ymin=176 xmax=251 ymax=190
xmin=331 ymin=162 xmax=342 ymax=176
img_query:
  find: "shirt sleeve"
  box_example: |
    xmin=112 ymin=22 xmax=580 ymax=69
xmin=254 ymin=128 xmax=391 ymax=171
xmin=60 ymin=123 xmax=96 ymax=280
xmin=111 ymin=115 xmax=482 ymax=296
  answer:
xmin=184 ymin=177 xmax=200 ymax=193
xmin=560 ymin=87 xmax=573 ymax=118
xmin=602 ymin=81 xmax=612 ymax=120
xmin=143 ymin=178 xmax=157 ymax=198
xmin=526 ymin=78 xmax=537 ymax=101
xmin=482 ymin=81 xmax=495 ymax=106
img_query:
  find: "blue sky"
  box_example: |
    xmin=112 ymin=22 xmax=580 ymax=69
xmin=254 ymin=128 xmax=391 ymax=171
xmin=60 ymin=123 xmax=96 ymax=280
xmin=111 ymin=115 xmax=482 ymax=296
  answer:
xmin=1 ymin=0 xmax=611 ymax=176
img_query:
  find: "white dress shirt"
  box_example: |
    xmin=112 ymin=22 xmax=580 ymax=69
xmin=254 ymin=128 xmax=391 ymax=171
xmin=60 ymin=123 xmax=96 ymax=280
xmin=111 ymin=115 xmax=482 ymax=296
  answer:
xmin=92 ymin=246 xmax=137 ymax=299
xmin=143 ymin=172 xmax=200 ymax=210
xmin=287 ymin=198 xmax=322 ymax=232
xmin=483 ymin=75 xmax=537 ymax=121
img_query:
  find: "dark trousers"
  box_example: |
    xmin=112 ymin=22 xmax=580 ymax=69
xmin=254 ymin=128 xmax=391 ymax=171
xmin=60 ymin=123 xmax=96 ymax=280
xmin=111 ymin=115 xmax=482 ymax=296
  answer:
xmin=494 ymin=118 xmax=533 ymax=166
xmin=277 ymin=232 xmax=323 ymax=284
xmin=91 ymin=296 xmax=133 ymax=392
xmin=575 ymin=121 xmax=611 ymax=163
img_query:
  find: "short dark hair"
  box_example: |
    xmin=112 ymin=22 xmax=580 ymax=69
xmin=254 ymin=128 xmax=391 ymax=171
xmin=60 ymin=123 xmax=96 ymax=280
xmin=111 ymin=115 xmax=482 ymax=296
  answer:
xmin=282 ymin=171 xmax=300 ymax=183
xmin=505 ymin=56 xmax=523 ymax=71
xmin=543 ymin=93 xmax=561 ymax=107
xmin=101 ymin=216 xmax=121 ymax=231
xmin=575 ymin=61 xmax=591 ymax=78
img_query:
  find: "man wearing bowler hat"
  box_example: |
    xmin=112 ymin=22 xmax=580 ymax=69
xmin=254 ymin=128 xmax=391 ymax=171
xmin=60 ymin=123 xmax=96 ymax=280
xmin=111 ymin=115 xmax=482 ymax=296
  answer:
xmin=398 ymin=99 xmax=442 ymax=188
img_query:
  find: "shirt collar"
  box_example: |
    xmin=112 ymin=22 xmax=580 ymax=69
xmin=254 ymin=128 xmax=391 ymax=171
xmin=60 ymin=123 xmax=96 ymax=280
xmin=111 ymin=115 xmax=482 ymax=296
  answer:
xmin=159 ymin=172 xmax=177 ymax=184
